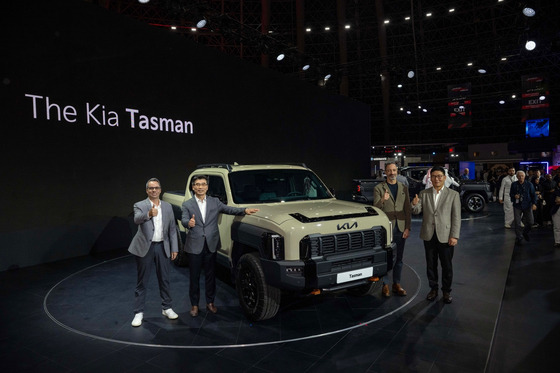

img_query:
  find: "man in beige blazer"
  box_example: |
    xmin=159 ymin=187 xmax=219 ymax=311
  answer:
xmin=411 ymin=166 xmax=461 ymax=304
xmin=373 ymin=162 xmax=411 ymax=297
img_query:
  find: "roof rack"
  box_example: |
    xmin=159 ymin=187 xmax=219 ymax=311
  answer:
xmin=196 ymin=163 xmax=233 ymax=172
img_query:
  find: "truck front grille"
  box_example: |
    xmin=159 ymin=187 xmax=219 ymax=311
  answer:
xmin=306 ymin=228 xmax=385 ymax=257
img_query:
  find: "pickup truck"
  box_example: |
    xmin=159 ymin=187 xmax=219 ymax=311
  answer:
xmin=163 ymin=163 xmax=395 ymax=321
xmin=353 ymin=166 xmax=493 ymax=213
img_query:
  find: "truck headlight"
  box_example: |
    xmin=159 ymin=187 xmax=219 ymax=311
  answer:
xmin=263 ymin=233 xmax=284 ymax=260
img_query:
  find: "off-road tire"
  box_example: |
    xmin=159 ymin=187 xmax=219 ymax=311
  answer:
xmin=236 ymin=252 xmax=281 ymax=321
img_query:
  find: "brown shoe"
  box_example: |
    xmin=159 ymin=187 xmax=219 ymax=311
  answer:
xmin=426 ymin=289 xmax=438 ymax=301
xmin=392 ymin=283 xmax=407 ymax=296
xmin=443 ymin=292 xmax=453 ymax=304
xmin=206 ymin=303 xmax=218 ymax=314
xmin=382 ymin=284 xmax=391 ymax=297
xmin=189 ymin=306 xmax=199 ymax=317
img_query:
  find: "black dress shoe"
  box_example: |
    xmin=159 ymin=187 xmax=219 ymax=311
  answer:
xmin=515 ymin=238 xmax=523 ymax=245
xmin=523 ymin=232 xmax=530 ymax=241
xmin=206 ymin=303 xmax=218 ymax=314
xmin=443 ymin=292 xmax=453 ymax=304
xmin=426 ymin=289 xmax=438 ymax=301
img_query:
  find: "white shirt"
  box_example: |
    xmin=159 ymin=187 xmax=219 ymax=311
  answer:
xmin=150 ymin=202 xmax=163 ymax=242
xmin=432 ymin=186 xmax=445 ymax=209
xmin=499 ymin=174 xmax=517 ymax=200
xmin=197 ymin=196 xmax=207 ymax=223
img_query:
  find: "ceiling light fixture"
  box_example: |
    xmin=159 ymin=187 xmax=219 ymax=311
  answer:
xmin=522 ymin=7 xmax=536 ymax=17
xmin=525 ymin=40 xmax=536 ymax=50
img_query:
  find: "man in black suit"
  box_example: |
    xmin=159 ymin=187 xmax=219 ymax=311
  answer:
xmin=181 ymin=175 xmax=259 ymax=317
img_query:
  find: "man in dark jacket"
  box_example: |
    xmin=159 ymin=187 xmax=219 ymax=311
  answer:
xmin=510 ymin=171 xmax=538 ymax=245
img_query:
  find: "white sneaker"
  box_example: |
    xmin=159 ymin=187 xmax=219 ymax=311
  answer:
xmin=504 ymin=224 xmax=511 ymax=229
xmin=131 ymin=312 xmax=143 ymax=327
xmin=162 ymin=308 xmax=178 ymax=320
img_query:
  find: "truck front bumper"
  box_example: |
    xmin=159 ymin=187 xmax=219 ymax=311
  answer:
xmin=260 ymin=243 xmax=396 ymax=291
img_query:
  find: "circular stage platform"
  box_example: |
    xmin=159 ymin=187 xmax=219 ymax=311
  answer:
xmin=44 ymin=255 xmax=421 ymax=348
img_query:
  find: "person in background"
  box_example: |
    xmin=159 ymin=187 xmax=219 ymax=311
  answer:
xmin=460 ymin=168 xmax=470 ymax=180
xmin=499 ymin=167 xmax=517 ymax=229
xmin=551 ymin=186 xmax=560 ymax=248
xmin=510 ymin=171 xmax=537 ymax=245
xmin=542 ymin=173 xmax=558 ymax=227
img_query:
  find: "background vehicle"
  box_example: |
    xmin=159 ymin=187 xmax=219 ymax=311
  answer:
xmin=163 ymin=163 xmax=395 ymax=321
xmin=352 ymin=166 xmax=492 ymax=213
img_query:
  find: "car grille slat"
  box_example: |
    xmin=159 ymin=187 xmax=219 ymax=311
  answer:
xmin=307 ymin=228 xmax=385 ymax=257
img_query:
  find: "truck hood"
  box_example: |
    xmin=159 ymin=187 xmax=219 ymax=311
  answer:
xmin=250 ymin=199 xmax=378 ymax=225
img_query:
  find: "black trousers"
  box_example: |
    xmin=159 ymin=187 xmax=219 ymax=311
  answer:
xmin=188 ymin=241 xmax=216 ymax=306
xmin=134 ymin=241 xmax=172 ymax=314
xmin=423 ymin=233 xmax=454 ymax=293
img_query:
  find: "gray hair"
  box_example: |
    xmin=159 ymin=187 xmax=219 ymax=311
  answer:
xmin=384 ymin=162 xmax=399 ymax=170
xmin=516 ymin=170 xmax=525 ymax=177
xmin=145 ymin=177 xmax=161 ymax=189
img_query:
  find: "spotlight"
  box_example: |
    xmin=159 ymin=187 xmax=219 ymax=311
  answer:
xmin=539 ymin=95 xmax=546 ymax=100
xmin=522 ymin=7 xmax=536 ymax=17
xmin=407 ymin=70 xmax=415 ymax=78
xmin=525 ymin=40 xmax=536 ymax=50
xmin=499 ymin=100 xmax=505 ymax=104
xmin=276 ymin=53 xmax=285 ymax=61
xmin=196 ymin=19 xmax=207 ymax=28
xmin=478 ymin=68 xmax=487 ymax=74
xmin=324 ymin=74 xmax=332 ymax=80
xmin=138 ymin=0 xmax=150 ymax=3
xmin=302 ymin=64 xmax=310 ymax=71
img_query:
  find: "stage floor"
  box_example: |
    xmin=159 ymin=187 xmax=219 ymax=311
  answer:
xmin=1 ymin=202 xmax=559 ymax=372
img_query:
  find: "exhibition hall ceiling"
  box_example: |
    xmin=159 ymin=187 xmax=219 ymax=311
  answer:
xmin=94 ymin=0 xmax=560 ymax=147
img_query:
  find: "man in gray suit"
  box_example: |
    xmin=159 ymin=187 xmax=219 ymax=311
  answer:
xmin=411 ymin=166 xmax=461 ymax=304
xmin=128 ymin=178 xmax=179 ymax=327
xmin=181 ymin=175 xmax=259 ymax=317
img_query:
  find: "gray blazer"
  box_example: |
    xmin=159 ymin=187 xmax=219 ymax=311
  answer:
xmin=411 ymin=187 xmax=461 ymax=243
xmin=128 ymin=198 xmax=178 ymax=258
xmin=373 ymin=181 xmax=412 ymax=233
xmin=181 ymin=196 xmax=246 ymax=254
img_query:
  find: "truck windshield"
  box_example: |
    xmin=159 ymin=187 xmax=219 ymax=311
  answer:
xmin=229 ymin=169 xmax=333 ymax=204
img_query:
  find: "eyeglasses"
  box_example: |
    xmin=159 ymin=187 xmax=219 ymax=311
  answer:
xmin=147 ymin=187 xmax=161 ymax=190
xmin=431 ymin=174 xmax=445 ymax=179
xmin=193 ymin=183 xmax=208 ymax=187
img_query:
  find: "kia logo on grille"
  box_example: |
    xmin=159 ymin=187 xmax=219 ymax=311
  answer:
xmin=337 ymin=222 xmax=358 ymax=230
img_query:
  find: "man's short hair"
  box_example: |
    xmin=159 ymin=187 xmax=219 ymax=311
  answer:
xmin=516 ymin=170 xmax=525 ymax=177
xmin=431 ymin=166 xmax=446 ymax=175
xmin=384 ymin=162 xmax=398 ymax=170
xmin=146 ymin=178 xmax=161 ymax=189
xmin=191 ymin=175 xmax=209 ymax=186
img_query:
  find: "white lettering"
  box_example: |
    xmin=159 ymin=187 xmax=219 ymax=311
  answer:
xmin=46 ymin=96 xmax=61 ymax=121
xmin=126 ymin=108 xmax=139 ymax=128
xmin=86 ymin=103 xmax=100 ymax=124
xmin=25 ymin=94 xmax=43 ymax=118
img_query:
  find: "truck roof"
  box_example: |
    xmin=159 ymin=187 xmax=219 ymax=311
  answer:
xmin=196 ymin=163 xmax=309 ymax=172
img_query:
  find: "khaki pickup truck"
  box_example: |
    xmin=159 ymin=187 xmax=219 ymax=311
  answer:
xmin=163 ymin=163 xmax=396 ymax=321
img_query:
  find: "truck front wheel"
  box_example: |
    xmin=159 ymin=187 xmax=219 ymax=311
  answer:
xmin=236 ymin=252 xmax=281 ymax=321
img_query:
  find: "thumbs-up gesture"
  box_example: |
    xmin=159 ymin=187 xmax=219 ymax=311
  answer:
xmin=188 ymin=214 xmax=196 ymax=228
xmin=383 ymin=188 xmax=390 ymax=201
xmin=149 ymin=204 xmax=158 ymax=217
xmin=412 ymin=194 xmax=419 ymax=206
